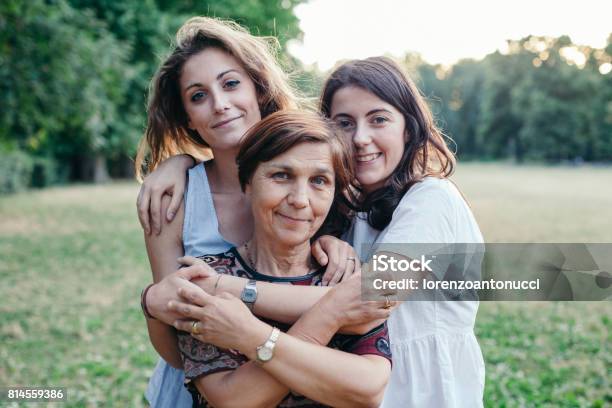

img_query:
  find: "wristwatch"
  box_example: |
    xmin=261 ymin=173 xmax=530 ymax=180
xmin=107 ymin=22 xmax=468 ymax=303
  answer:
xmin=240 ymin=279 xmax=258 ymax=311
xmin=256 ymin=327 xmax=281 ymax=364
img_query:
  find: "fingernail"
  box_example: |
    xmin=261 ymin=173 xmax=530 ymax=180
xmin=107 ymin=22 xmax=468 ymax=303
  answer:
xmin=167 ymin=212 xmax=174 ymax=221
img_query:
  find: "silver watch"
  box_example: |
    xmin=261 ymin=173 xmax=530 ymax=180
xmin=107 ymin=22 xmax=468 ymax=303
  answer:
xmin=256 ymin=327 xmax=280 ymax=363
xmin=240 ymin=279 xmax=258 ymax=311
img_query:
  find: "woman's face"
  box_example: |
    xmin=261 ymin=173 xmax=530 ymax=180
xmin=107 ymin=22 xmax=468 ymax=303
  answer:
xmin=330 ymin=86 xmax=406 ymax=192
xmin=180 ymin=47 xmax=261 ymax=151
xmin=246 ymin=142 xmax=335 ymax=248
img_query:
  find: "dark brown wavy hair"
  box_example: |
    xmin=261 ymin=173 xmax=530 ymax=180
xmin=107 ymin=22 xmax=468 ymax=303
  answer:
xmin=237 ymin=110 xmax=357 ymax=238
xmin=320 ymin=56 xmax=456 ymax=230
xmin=135 ymin=16 xmax=299 ymax=181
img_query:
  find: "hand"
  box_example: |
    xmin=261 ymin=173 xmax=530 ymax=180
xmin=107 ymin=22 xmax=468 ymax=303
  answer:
xmin=311 ymin=235 xmax=361 ymax=286
xmin=170 ymin=290 xmax=268 ymax=353
xmin=146 ymin=258 xmax=217 ymax=325
xmin=136 ymin=154 xmax=195 ymax=235
xmin=317 ymin=272 xmax=397 ymax=332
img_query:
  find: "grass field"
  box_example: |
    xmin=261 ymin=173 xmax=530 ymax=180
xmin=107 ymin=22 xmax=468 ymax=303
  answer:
xmin=1 ymin=163 xmax=611 ymax=407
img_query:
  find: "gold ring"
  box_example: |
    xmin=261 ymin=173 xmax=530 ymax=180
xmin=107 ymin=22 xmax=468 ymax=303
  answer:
xmin=347 ymin=257 xmax=356 ymax=262
xmin=383 ymin=296 xmax=392 ymax=309
xmin=191 ymin=321 xmax=201 ymax=335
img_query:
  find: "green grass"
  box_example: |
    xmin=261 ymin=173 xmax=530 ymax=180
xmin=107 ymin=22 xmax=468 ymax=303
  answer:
xmin=1 ymin=164 xmax=611 ymax=407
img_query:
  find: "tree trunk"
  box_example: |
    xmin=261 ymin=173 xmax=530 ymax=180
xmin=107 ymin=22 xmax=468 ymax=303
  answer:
xmin=93 ymin=154 xmax=109 ymax=183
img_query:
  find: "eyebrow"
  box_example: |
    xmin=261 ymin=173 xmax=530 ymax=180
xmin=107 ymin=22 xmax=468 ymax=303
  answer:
xmin=183 ymin=69 xmax=240 ymax=93
xmin=268 ymin=163 xmax=334 ymax=175
xmin=332 ymin=108 xmax=392 ymax=120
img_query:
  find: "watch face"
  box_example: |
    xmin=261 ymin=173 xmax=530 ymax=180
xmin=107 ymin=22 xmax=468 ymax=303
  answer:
xmin=243 ymin=290 xmax=257 ymax=303
xmin=257 ymin=347 xmax=273 ymax=362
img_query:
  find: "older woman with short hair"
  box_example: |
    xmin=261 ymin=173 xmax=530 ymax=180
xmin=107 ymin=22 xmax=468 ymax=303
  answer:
xmin=158 ymin=110 xmax=392 ymax=408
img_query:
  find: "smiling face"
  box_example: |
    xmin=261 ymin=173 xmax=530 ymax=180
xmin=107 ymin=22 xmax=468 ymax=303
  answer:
xmin=246 ymin=142 xmax=335 ymax=248
xmin=180 ymin=47 xmax=261 ymax=151
xmin=330 ymin=86 xmax=406 ymax=193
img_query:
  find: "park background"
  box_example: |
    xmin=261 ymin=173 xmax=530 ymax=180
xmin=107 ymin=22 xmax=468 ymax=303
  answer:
xmin=0 ymin=0 xmax=610 ymax=406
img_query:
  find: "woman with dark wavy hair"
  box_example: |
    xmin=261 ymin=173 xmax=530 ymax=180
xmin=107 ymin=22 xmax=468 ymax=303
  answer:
xmin=319 ymin=57 xmax=485 ymax=407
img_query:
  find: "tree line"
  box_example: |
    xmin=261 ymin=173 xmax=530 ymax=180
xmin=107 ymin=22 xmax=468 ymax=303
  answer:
xmin=1 ymin=0 xmax=610 ymax=193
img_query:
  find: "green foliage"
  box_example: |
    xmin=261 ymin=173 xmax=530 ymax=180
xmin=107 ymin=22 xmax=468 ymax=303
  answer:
xmin=0 ymin=0 xmax=305 ymax=187
xmin=0 ymin=149 xmax=33 ymax=194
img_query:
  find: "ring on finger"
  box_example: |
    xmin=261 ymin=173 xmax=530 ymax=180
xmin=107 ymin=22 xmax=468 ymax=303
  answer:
xmin=191 ymin=321 xmax=201 ymax=335
xmin=383 ymin=296 xmax=392 ymax=309
xmin=346 ymin=257 xmax=356 ymax=263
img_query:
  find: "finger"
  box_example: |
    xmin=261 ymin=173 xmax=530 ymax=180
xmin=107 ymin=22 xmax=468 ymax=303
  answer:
xmin=178 ymin=285 xmax=212 ymax=307
xmin=166 ymin=187 xmax=184 ymax=222
xmin=177 ymin=256 xmax=203 ymax=267
xmin=327 ymin=270 xmax=344 ymax=286
xmin=173 ymin=319 xmax=200 ymax=333
xmin=176 ymin=263 xmax=216 ymax=280
xmin=150 ymin=188 xmax=163 ymax=235
xmin=323 ymin=246 xmax=342 ymax=285
xmin=191 ymin=333 xmax=206 ymax=342
xmin=311 ymin=240 xmax=328 ymax=266
xmin=167 ymin=300 xmax=205 ymax=319
xmin=340 ymin=257 xmax=356 ymax=283
xmin=137 ymin=186 xmax=152 ymax=235
xmin=327 ymin=246 xmax=346 ymax=286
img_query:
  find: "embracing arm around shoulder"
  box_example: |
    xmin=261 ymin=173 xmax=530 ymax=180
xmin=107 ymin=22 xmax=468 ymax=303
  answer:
xmin=143 ymin=194 xmax=186 ymax=368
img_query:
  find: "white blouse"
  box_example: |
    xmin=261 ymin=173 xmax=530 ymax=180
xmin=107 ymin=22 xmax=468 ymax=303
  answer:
xmin=347 ymin=177 xmax=486 ymax=408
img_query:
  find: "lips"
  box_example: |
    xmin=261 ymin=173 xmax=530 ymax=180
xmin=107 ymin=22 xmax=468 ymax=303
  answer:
xmin=277 ymin=213 xmax=310 ymax=223
xmin=356 ymin=152 xmax=382 ymax=163
xmin=211 ymin=114 xmax=243 ymax=129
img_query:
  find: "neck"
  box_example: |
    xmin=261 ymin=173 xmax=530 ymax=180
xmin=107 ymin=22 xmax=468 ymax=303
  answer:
xmin=208 ymin=148 xmax=242 ymax=193
xmin=246 ymin=232 xmax=315 ymax=277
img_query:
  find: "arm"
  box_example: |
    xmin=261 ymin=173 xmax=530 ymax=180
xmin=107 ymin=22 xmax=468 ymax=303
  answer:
xmin=174 ymin=276 xmax=392 ymax=407
xmin=142 ymin=194 xmax=187 ymax=368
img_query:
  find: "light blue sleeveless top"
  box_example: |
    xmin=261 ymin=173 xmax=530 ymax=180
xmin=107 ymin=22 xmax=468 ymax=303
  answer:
xmin=145 ymin=162 xmax=234 ymax=407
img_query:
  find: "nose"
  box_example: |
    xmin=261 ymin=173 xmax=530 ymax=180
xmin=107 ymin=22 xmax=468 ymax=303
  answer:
xmin=287 ymin=180 xmax=308 ymax=209
xmin=211 ymin=91 xmax=230 ymax=113
xmin=352 ymin=123 xmax=371 ymax=148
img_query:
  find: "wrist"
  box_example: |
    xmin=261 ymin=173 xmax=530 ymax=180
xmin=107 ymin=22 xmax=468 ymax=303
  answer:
xmin=317 ymin=291 xmax=344 ymax=330
xmin=239 ymin=319 xmax=271 ymax=360
xmin=141 ymin=283 xmax=157 ymax=320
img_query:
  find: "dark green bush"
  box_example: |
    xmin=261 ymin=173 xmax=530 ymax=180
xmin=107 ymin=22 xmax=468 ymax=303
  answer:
xmin=0 ymin=150 xmax=34 ymax=194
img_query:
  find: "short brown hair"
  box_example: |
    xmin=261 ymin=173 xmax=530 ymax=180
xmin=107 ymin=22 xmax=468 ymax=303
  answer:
xmin=135 ymin=16 xmax=299 ymax=180
xmin=237 ymin=110 xmax=356 ymax=238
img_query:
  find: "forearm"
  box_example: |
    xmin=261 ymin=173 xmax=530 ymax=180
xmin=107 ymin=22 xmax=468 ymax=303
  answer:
xmin=196 ymin=361 xmax=289 ymax=408
xmin=193 ymin=306 xmax=338 ymax=407
xmin=202 ymin=275 xmax=331 ymax=324
xmin=253 ymin=331 xmax=389 ymax=408
xmin=146 ymin=318 xmax=183 ymax=369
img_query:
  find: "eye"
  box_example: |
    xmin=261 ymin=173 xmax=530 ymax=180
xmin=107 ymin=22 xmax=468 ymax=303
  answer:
xmin=335 ymin=119 xmax=355 ymax=131
xmin=224 ymin=79 xmax=240 ymax=89
xmin=311 ymin=176 xmax=329 ymax=186
xmin=272 ymin=172 xmax=289 ymax=180
xmin=191 ymin=90 xmax=207 ymax=102
xmin=371 ymin=116 xmax=389 ymax=125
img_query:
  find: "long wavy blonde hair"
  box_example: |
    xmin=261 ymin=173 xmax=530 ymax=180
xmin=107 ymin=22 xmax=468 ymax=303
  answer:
xmin=135 ymin=16 xmax=299 ymax=181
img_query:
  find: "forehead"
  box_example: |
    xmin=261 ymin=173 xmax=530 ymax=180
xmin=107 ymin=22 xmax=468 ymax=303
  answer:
xmin=260 ymin=142 xmax=334 ymax=172
xmin=180 ymin=47 xmax=245 ymax=88
xmin=330 ymin=86 xmax=399 ymax=117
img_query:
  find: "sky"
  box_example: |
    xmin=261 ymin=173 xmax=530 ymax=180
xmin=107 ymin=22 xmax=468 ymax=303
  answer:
xmin=288 ymin=0 xmax=612 ymax=70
